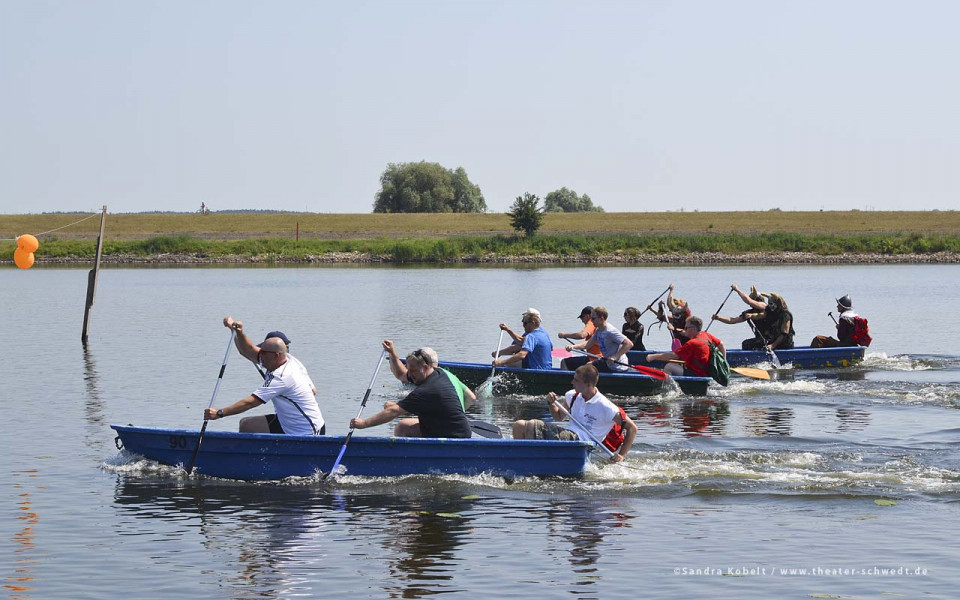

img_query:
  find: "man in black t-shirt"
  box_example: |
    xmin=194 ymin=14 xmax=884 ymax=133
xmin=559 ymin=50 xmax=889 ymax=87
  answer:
xmin=350 ymin=348 xmax=472 ymax=438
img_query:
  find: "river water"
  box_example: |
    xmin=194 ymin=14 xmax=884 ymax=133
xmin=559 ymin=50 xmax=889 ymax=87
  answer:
xmin=2 ymin=264 xmax=958 ymax=598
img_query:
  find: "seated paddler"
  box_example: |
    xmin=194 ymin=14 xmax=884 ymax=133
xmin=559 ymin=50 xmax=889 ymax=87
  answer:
xmin=351 ymin=347 xmax=472 ymax=438
xmin=492 ymin=309 xmax=554 ymax=370
xmin=512 ymin=364 xmax=636 ymax=463
xmin=205 ymin=323 xmax=324 ymax=435
xmin=565 ymin=306 xmax=633 ymax=373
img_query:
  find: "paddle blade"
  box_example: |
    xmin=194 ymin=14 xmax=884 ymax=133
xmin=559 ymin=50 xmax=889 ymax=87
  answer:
xmin=468 ymin=420 xmax=503 ymax=439
xmin=551 ymin=348 xmax=573 ymax=359
xmin=629 ymin=364 xmax=668 ymax=380
xmin=731 ymin=367 xmax=771 ymax=380
xmin=476 ymin=376 xmax=495 ymax=399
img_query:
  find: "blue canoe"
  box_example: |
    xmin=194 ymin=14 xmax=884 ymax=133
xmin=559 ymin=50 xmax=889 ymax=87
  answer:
xmin=627 ymin=345 xmax=866 ymax=369
xmin=111 ymin=425 xmax=593 ymax=480
xmin=438 ymin=360 xmax=711 ymax=396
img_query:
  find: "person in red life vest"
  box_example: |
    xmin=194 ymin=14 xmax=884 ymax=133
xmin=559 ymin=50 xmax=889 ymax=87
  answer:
xmin=512 ymin=364 xmax=637 ymax=463
xmin=644 ymin=316 xmax=726 ymax=377
xmin=811 ymin=294 xmax=872 ymax=348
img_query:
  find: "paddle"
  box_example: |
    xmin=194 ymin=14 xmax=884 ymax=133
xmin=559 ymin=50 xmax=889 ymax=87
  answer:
xmin=477 ymin=329 xmax=506 ymax=397
xmin=550 ymin=396 xmax=616 ymax=459
xmin=325 ymin=349 xmax=387 ymax=480
xmin=639 ymin=285 xmax=672 ymax=319
xmin=563 ymin=338 xmax=668 ymax=380
xmin=705 ymin=288 xmax=735 ymax=332
xmin=731 ymin=366 xmax=772 ymax=380
xmin=467 ymin=420 xmax=502 ymax=438
xmin=666 ymin=360 xmax=771 ymax=380
xmin=186 ymin=329 xmax=236 ymax=475
xmin=746 ymin=319 xmax=783 ymax=368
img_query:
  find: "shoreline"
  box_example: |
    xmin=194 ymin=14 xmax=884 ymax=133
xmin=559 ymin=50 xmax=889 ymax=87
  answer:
xmin=17 ymin=250 xmax=960 ymax=265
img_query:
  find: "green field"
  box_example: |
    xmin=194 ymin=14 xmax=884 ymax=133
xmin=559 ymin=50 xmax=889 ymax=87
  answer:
xmin=2 ymin=211 xmax=959 ymax=262
xmin=2 ymin=210 xmax=959 ymax=239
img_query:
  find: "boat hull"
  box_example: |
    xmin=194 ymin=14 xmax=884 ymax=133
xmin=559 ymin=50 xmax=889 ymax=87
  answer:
xmin=627 ymin=345 xmax=866 ymax=369
xmin=439 ymin=360 xmax=711 ymax=396
xmin=111 ymin=425 xmax=593 ymax=480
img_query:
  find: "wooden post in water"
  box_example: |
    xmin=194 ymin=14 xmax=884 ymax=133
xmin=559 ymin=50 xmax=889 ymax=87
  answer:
xmin=81 ymin=206 xmax=107 ymax=345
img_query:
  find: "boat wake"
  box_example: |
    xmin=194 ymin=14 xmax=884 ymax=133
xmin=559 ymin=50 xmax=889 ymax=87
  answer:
xmin=861 ymin=352 xmax=960 ymax=371
xmin=580 ymin=447 xmax=960 ymax=499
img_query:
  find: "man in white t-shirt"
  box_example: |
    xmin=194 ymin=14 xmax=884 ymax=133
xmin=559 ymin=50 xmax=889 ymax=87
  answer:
xmin=512 ymin=364 xmax=636 ymax=463
xmin=205 ymin=317 xmax=324 ymax=435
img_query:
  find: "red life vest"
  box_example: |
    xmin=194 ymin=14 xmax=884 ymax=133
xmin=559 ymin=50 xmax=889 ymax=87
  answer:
xmin=602 ymin=406 xmax=628 ymax=452
xmin=850 ymin=316 xmax=872 ymax=347
xmin=571 ymin=393 xmax=627 ymax=452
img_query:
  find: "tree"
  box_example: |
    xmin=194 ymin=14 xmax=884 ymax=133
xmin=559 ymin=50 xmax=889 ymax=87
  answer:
xmin=373 ymin=162 xmax=486 ymax=213
xmin=543 ymin=187 xmax=604 ymax=213
xmin=507 ymin=193 xmax=544 ymax=237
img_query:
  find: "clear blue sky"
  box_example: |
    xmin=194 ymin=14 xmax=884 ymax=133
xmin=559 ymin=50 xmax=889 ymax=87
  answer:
xmin=2 ymin=0 xmax=958 ymax=214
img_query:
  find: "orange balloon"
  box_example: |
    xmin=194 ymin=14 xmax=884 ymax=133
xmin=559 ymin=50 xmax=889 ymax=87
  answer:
xmin=17 ymin=234 xmax=39 ymax=253
xmin=14 ymin=248 xmax=35 ymax=269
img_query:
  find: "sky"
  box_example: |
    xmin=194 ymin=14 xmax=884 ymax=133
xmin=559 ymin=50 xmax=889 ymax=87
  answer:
xmin=2 ymin=0 xmax=959 ymax=214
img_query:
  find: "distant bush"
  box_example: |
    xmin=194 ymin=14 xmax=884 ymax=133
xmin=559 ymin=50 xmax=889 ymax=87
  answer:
xmin=543 ymin=187 xmax=603 ymax=213
xmin=373 ymin=162 xmax=486 ymax=213
xmin=507 ymin=193 xmax=544 ymax=237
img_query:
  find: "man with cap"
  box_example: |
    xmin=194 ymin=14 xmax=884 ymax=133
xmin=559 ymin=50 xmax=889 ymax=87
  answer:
xmin=811 ymin=295 xmax=869 ymax=348
xmin=207 ymin=316 xmax=323 ymax=434
xmin=492 ymin=308 xmax=554 ymax=370
xmin=557 ymin=305 xmax=602 ymax=370
xmin=497 ymin=307 xmax=538 ymax=345
xmin=351 ymin=346 xmax=472 ymax=438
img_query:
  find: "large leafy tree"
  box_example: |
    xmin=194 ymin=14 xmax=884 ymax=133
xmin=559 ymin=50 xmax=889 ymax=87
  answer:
xmin=373 ymin=162 xmax=486 ymax=213
xmin=507 ymin=193 xmax=544 ymax=237
xmin=543 ymin=187 xmax=604 ymax=213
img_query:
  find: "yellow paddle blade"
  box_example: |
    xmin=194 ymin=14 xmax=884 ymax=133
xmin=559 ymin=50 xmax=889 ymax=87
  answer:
xmin=731 ymin=367 xmax=771 ymax=380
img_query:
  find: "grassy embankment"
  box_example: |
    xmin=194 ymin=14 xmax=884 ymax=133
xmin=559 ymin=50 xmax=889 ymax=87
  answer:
xmin=2 ymin=211 xmax=959 ymax=262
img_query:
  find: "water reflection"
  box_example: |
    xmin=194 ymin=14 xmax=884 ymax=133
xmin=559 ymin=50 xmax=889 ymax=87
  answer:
xmin=379 ymin=492 xmax=476 ymax=598
xmin=742 ymin=407 xmax=794 ymax=436
xmin=5 ymin=470 xmax=40 ymax=599
xmin=632 ymin=399 xmax=730 ymax=438
xmin=546 ymin=497 xmax=635 ymax=585
xmin=114 ymin=478 xmax=331 ymax=597
xmin=833 ymin=408 xmax=871 ymax=433
xmin=82 ymin=345 xmax=105 ymax=447
xmin=112 ymin=478 xmax=482 ymax=598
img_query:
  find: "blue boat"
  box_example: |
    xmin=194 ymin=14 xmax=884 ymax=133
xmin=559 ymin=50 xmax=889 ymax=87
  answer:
xmin=111 ymin=425 xmax=593 ymax=480
xmin=437 ymin=360 xmax=712 ymax=396
xmin=627 ymin=345 xmax=866 ymax=369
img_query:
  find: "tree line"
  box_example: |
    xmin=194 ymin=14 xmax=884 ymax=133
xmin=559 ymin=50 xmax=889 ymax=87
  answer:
xmin=372 ymin=161 xmax=602 ymax=227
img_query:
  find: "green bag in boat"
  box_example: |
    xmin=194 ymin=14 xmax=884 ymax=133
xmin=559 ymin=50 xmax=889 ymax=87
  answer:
xmin=707 ymin=341 xmax=730 ymax=387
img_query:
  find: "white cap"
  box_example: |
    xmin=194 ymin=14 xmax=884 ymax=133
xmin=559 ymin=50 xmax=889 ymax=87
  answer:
xmin=523 ymin=308 xmax=541 ymax=318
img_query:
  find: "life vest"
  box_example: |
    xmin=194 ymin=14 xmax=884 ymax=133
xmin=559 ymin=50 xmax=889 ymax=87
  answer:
xmin=602 ymin=406 xmax=628 ymax=452
xmin=850 ymin=316 xmax=872 ymax=347
xmin=571 ymin=393 xmax=627 ymax=452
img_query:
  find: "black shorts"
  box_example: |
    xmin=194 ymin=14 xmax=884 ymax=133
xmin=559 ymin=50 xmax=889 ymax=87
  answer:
xmin=265 ymin=414 xmax=325 ymax=435
xmin=265 ymin=414 xmax=285 ymax=434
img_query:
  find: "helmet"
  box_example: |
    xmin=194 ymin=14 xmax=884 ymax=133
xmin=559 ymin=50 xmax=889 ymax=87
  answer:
xmin=836 ymin=294 xmax=852 ymax=310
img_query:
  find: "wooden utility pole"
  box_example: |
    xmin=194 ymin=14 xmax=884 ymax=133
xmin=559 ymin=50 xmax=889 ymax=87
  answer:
xmin=81 ymin=206 xmax=107 ymax=344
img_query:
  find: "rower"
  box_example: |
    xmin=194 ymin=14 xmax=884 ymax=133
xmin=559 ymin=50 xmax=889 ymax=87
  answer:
xmin=492 ymin=309 xmax=553 ymax=370
xmin=512 ymin=364 xmax=637 ymax=463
